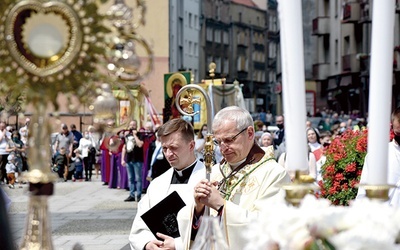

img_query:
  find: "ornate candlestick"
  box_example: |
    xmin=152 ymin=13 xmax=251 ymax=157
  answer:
xmin=282 ymin=170 xmax=319 ymax=207
xmin=357 ymin=184 xmax=395 ymax=202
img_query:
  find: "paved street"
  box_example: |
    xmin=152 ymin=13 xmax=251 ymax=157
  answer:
xmin=4 ymin=177 xmax=137 ymax=250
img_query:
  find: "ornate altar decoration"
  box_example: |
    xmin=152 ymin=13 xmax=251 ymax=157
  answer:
xmin=0 ymin=0 xmax=153 ymax=249
xmin=244 ymin=195 xmax=400 ymax=250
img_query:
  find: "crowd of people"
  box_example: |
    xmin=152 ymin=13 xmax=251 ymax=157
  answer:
xmin=0 ymin=119 xmax=29 ymax=189
xmin=2 ymin=105 xmax=399 ymax=250
xmin=49 ymin=120 xmax=171 ymax=204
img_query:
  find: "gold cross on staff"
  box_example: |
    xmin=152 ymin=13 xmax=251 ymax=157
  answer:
xmin=179 ymin=88 xmax=201 ymax=114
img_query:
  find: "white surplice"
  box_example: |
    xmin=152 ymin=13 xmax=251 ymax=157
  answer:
xmin=129 ymin=160 xmax=205 ymax=250
xmin=184 ymin=145 xmax=291 ymax=250
xmin=357 ymin=140 xmax=400 ymax=207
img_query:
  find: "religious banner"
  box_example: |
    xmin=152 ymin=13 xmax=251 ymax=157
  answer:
xmin=163 ymin=72 xmax=191 ymax=123
xmin=113 ymin=89 xmax=143 ymax=128
xmin=192 ymin=80 xmax=245 ymax=130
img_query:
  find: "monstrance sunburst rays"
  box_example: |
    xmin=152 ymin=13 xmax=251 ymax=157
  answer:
xmin=0 ymin=0 xmax=111 ymax=112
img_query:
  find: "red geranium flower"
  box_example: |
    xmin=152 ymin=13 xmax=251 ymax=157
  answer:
xmin=345 ymin=162 xmax=357 ymax=173
xmin=319 ymin=128 xmax=392 ymax=206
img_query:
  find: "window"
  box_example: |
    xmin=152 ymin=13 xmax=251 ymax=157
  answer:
xmin=335 ymin=39 xmax=338 ymax=64
xmin=215 ymin=29 xmax=221 ymax=43
xmin=223 ymin=31 xmax=229 ymax=45
xmin=215 ymin=57 xmax=221 ymax=72
xmin=335 ymin=0 xmax=339 ymax=18
xmin=206 ymin=27 xmax=213 ymax=41
xmin=189 ymin=13 xmax=192 ymax=28
xmin=207 ymin=56 xmax=213 ymax=67
xmin=344 ymin=36 xmax=350 ymax=55
xmin=224 ymin=58 xmax=229 ymax=73
xmin=269 ymin=43 xmax=276 ymax=58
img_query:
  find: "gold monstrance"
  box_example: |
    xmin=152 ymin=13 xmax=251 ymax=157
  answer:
xmin=0 ymin=0 xmax=153 ymax=249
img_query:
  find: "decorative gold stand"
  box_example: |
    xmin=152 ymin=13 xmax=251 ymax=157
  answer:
xmin=20 ymin=195 xmax=54 ymax=250
xmin=357 ymin=184 xmax=395 ymax=202
xmin=20 ymin=103 xmax=58 ymax=250
xmin=0 ymin=0 xmax=153 ymax=249
xmin=282 ymin=170 xmax=319 ymax=207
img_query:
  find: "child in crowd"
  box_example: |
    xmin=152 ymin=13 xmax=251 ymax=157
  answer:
xmin=53 ymin=147 xmax=68 ymax=182
xmin=72 ymin=150 xmax=84 ymax=181
xmin=6 ymin=153 xmax=17 ymax=189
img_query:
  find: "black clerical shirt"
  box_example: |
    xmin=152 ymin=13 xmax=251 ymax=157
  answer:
xmin=170 ymin=162 xmax=196 ymax=184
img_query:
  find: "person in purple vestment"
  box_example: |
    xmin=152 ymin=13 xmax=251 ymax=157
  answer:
xmin=108 ymin=132 xmax=124 ymax=189
xmin=118 ymin=161 xmax=128 ymax=190
xmin=100 ymin=133 xmax=112 ymax=185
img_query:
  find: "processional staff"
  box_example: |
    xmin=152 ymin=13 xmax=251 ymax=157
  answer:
xmin=173 ymin=66 xmax=231 ymax=249
xmin=174 ymin=84 xmax=214 ymax=177
xmin=175 ymin=83 xmax=214 ymax=216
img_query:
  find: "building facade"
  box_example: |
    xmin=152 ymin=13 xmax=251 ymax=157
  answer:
xmin=200 ymin=0 xmax=268 ymax=113
xmin=169 ymin=0 xmax=201 ymax=81
xmin=313 ymin=0 xmax=400 ymax=117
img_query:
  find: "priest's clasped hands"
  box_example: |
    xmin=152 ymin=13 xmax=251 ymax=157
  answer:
xmin=194 ymin=179 xmax=225 ymax=215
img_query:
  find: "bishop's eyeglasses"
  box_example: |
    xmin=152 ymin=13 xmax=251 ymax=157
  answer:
xmin=213 ymin=127 xmax=247 ymax=146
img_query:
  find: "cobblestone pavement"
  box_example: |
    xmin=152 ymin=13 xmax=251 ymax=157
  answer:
xmin=4 ymin=176 xmax=137 ymax=250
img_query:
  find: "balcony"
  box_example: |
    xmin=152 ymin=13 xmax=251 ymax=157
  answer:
xmin=359 ymin=0 xmax=371 ymax=23
xmin=312 ymin=17 xmax=329 ymax=35
xmin=312 ymin=63 xmax=329 ymax=80
xmin=358 ymin=54 xmax=370 ymax=72
xmin=342 ymin=2 xmax=360 ymax=23
xmin=342 ymin=54 xmax=360 ymax=72
xmin=267 ymin=30 xmax=280 ymax=41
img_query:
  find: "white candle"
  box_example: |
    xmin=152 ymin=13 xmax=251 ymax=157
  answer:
xmin=277 ymin=0 xmax=308 ymax=172
xmin=367 ymin=1 xmax=395 ymax=185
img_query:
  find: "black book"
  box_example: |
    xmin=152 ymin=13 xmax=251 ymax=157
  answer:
xmin=141 ymin=191 xmax=186 ymax=240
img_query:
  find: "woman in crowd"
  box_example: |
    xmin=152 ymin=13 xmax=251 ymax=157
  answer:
xmin=6 ymin=131 xmax=27 ymax=187
xmin=307 ymin=127 xmax=323 ymax=163
xmin=194 ymin=124 xmax=207 ymax=161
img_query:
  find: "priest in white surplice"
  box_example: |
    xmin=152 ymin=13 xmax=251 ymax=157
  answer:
xmin=189 ymin=106 xmax=291 ymax=250
xmin=129 ymin=118 xmax=206 ymax=250
xmin=356 ymin=107 xmax=400 ymax=207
